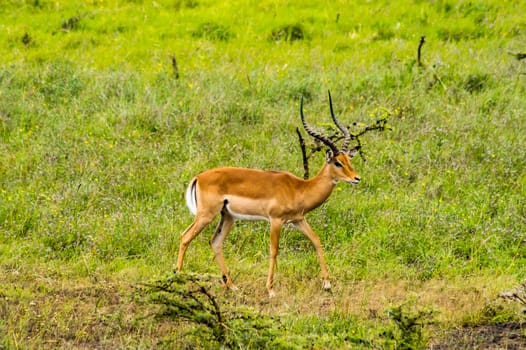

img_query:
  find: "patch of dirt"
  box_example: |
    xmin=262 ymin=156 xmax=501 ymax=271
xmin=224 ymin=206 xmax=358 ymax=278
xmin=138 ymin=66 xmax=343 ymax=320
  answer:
xmin=430 ymin=323 xmax=526 ymax=350
xmin=0 ymin=276 xmax=176 ymax=349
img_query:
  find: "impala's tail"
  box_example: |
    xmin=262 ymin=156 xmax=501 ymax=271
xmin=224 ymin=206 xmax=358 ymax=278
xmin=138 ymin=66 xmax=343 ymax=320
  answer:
xmin=185 ymin=179 xmax=198 ymax=215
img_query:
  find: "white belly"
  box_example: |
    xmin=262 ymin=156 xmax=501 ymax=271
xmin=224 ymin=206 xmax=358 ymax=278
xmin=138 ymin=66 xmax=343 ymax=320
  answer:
xmin=224 ymin=197 xmax=269 ymax=221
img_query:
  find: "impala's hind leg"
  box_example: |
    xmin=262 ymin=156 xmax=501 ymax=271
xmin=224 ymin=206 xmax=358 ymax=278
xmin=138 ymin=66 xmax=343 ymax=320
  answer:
xmin=176 ymin=214 xmax=215 ymax=272
xmin=210 ymin=208 xmax=236 ymax=290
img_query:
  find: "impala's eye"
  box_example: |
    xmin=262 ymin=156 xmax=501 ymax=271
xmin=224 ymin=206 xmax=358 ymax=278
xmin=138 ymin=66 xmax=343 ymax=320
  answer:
xmin=334 ymin=161 xmax=343 ymax=168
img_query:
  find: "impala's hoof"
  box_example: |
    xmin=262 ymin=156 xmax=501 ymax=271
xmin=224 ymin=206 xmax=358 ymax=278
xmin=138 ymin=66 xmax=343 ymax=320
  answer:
xmin=223 ymin=282 xmax=238 ymax=292
xmin=268 ymin=289 xmax=276 ymax=298
xmin=322 ymin=279 xmax=331 ymax=291
xmin=222 ymin=275 xmax=238 ymax=291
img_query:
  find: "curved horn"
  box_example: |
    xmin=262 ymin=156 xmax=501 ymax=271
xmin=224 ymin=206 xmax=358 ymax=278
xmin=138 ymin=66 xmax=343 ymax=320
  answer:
xmin=328 ymin=91 xmax=351 ymax=152
xmin=300 ymin=96 xmax=339 ymax=154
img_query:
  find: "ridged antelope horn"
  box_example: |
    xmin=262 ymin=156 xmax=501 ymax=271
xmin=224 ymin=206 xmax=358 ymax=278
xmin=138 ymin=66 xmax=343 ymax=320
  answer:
xmin=328 ymin=91 xmax=351 ymax=152
xmin=300 ymin=96 xmax=340 ymax=154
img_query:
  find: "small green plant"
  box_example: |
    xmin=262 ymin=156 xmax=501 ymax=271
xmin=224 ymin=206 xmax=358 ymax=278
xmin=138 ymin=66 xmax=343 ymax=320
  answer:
xmin=498 ymin=282 xmax=526 ymax=323
xmin=269 ymin=23 xmax=305 ymax=42
xmin=382 ymin=304 xmax=435 ymax=350
xmin=173 ymin=0 xmax=199 ymax=10
xmin=192 ymin=22 xmax=233 ymax=41
xmin=500 ymin=281 xmax=526 ymax=309
xmin=60 ymin=15 xmax=82 ymax=32
xmin=463 ymin=73 xmax=490 ymax=93
xmin=21 ymin=32 xmax=34 ymax=47
xmin=140 ymin=272 xmax=279 ymax=348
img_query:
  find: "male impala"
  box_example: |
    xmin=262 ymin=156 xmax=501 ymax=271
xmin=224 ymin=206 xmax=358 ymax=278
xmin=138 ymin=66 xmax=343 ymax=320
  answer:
xmin=176 ymin=93 xmax=361 ymax=297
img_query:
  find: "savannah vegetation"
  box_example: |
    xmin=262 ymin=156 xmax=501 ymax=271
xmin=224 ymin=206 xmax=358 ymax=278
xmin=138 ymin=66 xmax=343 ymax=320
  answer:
xmin=1 ymin=0 xmax=525 ymax=348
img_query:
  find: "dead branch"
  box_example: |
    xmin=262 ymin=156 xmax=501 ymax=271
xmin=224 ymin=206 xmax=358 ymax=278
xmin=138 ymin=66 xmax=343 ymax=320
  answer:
xmin=297 ymin=107 xmax=393 ymax=179
xmin=335 ymin=116 xmax=391 ymax=162
xmin=508 ymin=51 xmax=526 ymax=61
xmin=418 ymin=36 xmax=425 ymax=67
xmin=296 ymin=127 xmax=309 ymax=179
xmin=171 ymin=54 xmax=179 ymax=79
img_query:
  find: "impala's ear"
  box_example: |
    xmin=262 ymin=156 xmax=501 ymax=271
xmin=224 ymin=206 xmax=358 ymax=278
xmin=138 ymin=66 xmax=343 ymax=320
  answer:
xmin=347 ymin=146 xmax=361 ymax=159
xmin=325 ymin=149 xmax=334 ymax=163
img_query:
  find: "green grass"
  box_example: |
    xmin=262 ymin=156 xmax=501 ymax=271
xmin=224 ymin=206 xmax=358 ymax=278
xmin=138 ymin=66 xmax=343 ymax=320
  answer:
xmin=1 ymin=0 xmax=526 ymax=348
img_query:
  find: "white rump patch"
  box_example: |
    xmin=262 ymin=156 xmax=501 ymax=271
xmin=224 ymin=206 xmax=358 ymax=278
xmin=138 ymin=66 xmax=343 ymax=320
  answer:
xmin=185 ymin=180 xmax=197 ymax=215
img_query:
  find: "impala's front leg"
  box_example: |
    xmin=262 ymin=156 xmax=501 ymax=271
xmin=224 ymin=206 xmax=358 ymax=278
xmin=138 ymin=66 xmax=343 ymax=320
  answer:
xmin=295 ymin=219 xmax=331 ymax=291
xmin=266 ymin=218 xmax=284 ymax=298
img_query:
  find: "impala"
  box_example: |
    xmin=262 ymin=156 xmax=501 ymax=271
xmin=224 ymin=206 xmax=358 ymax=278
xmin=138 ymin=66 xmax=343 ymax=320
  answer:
xmin=176 ymin=93 xmax=361 ymax=297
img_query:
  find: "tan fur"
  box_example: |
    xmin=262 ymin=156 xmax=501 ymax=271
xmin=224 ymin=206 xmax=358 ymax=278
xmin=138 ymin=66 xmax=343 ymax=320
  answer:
xmin=176 ymin=150 xmax=360 ymax=297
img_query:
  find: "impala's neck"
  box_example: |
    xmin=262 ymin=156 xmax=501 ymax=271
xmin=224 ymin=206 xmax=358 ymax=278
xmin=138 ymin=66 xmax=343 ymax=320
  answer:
xmin=302 ymin=163 xmax=338 ymax=213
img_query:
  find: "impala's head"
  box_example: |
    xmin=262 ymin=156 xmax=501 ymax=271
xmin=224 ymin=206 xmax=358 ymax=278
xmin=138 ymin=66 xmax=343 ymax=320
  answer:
xmin=325 ymin=148 xmax=361 ymax=184
xmin=301 ymin=92 xmax=361 ymax=185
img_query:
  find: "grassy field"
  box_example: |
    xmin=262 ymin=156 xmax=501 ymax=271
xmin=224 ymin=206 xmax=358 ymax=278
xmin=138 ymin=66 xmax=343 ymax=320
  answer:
xmin=1 ymin=0 xmax=525 ymax=348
